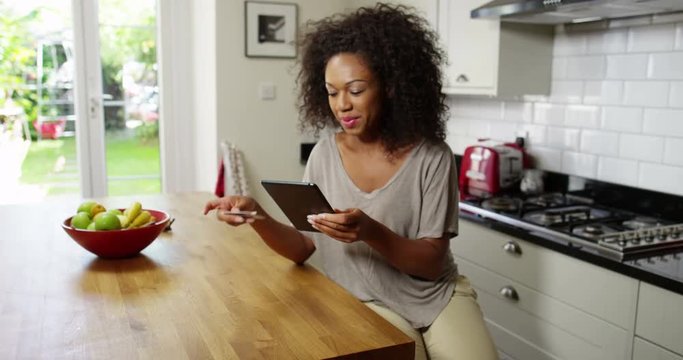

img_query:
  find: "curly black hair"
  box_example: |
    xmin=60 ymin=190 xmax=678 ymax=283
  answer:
xmin=296 ymin=3 xmax=448 ymax=155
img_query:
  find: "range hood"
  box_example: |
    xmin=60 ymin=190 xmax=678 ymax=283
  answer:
xmin=471 ymin=0 xmax=683 ymax=25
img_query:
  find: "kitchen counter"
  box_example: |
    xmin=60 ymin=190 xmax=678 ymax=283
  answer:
xmin=0 ymin=192 xmax=414 ymax=359
xmin=460 ymin=209 xmax=683 ymax=296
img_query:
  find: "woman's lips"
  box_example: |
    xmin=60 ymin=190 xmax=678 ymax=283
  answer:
xmin=341 ymin=116 xmax=359 ymax=128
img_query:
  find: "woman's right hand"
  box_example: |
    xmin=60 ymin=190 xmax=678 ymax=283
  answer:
xmin=203 ymin=196 xmax=259 ymax=226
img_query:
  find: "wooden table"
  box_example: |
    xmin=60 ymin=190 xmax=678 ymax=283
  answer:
xmin=0 ymin=192 xmax=414 ymax=359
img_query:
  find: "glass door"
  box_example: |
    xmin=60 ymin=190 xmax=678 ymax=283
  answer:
xmin=0 ymin=0 xmax=161 ymax=204
xmin=74 ymin=0 xmax=161 ymax=197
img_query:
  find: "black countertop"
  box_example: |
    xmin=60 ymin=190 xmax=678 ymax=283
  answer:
xmin=454 ymin=155 xmax=683 ymax=296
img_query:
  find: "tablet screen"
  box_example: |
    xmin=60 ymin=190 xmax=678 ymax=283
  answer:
xmin=261 ymin=180 xmax=334 ymax=232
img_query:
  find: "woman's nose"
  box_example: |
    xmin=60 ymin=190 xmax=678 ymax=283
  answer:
xmin=335 ymin=92 xmax=352 ymax=112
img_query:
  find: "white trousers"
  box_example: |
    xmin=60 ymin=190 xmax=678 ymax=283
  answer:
xmin=365 ymin=275 xmax=498 ymax=360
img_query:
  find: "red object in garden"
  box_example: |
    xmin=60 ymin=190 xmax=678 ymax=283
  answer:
xmin=34 ymin=119 xmax=66 ymax=139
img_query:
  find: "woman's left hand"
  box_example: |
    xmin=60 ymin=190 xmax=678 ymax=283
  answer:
xmin=307 ymin=208 xmax=372 ymax=243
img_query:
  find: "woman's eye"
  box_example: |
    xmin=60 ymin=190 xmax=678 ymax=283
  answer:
xmin=350 ymin=89 xmax=364 ymax=95
xmin=327 ymin=92 xmax=337 ymax=97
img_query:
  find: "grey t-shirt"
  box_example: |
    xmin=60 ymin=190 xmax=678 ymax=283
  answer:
xmin=303 ymin=133 xmax=459 ymax=329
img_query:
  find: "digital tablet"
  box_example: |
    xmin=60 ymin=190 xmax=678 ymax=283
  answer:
xmin=261 ymin=180 xmax=334 ymax=232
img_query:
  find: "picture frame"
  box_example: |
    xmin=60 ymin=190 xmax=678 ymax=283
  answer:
xmin=244 ymin=1 xmax=298 ymax=58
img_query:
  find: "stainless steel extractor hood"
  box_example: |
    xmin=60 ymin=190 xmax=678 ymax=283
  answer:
xmin=472 ymin=0 xmax=683 ymax=25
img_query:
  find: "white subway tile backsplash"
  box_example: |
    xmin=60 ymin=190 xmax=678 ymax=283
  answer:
xmin=552 ymin=58 xmax=568 ymax=79
xmin=619 ymin=133 xmax=664 ymax=162
xmin=446 ymin=135 xmax=478 ymax=155
xmin=550 ymin=81 xmax=583 ymax=103
xmin=528 ymin=146 xmax=562 ymax=172
xmin=489 ymin=121 xmax=519 ymax=143
xmin=597 ymin=157 xmax=638 ymax=187
xmin=639 ymin=163 xmax=683 ymax=196
xmin=518 ymin=124 xmax=547 ymax=146
xmin=601 ymin=107 xmax=643 ymax=133
xmin=643 ymin=109 xmax=683 ymax=137
xmin=606 ymin=54 xmax=648 ymax=79
xmin=565 ymin=105 xmax=600 ymax=128
xmin=664 ymin=138 xmax=683 ymax=166
xmin=547 ymin=127 xmax=580 ymax=150
xmin=562 ymin=152 xmax=598 ymax=178
xmin=669 ymin=82 xmax=683 ymax=108
xmin=468 ymin=120 xmax=492 ymax=138
xmin=623 ymin=81 xmax=669 ymax=107
xmin=588 ymin=28 xmax=627 ymax=54
xmin=554 ymin=31 xmax=587 ymax=56
xmin=503 ymin=102 xmax=533 ymax=123
xmin=581 ymin=130 xmax=619 ymax=156
xmin=476 ymin=99 xmax=505 ymax=120
xmin=627 ymin=24 xmax=675 ymax=53
xmin=534 ymin=103 xmax=565 ymax=125
xmin=648 ymin=53 xmax=683 ymax=79
xmin=447 ymin=117 xmax=469 ymax=135
xmin=583 ymin=81 xmax=623 ymax=105
xmin=448 ymin=21 xmax=683 ymax=196
xmin=566 ymin=56 xmax=605 ymax=80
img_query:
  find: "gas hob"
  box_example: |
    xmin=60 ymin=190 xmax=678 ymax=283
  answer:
xmin=461 ymin=193 xmax=683 ymax=260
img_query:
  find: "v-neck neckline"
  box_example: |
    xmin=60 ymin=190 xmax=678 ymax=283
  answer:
xmin=331 ymin=133 xmax=422 ymax=198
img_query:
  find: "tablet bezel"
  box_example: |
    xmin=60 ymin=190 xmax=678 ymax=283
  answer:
xmin=261 ymin=180 xmax=334 ymax=232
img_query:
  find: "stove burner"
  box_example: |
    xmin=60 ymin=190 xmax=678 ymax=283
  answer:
xmin=523 ymin=206 xmax=598 ymax=226
xmin=583 ymin=225 xmax=604 ymax=235
xmin=572 ymin=224 xmax=618 ymax=240
xmin=482 ymin=197 xmax=520 ymax=212
xmin=623 ymin=217 xmax=659 ymax=230
xmin=524 ymin=193 xmax=566 ymax=208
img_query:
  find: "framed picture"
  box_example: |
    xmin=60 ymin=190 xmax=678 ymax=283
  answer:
xmin=245 ymin=1 xmax=298 ymax=58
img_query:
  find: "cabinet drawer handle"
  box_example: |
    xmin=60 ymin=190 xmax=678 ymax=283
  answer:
xmin=499 ymin=286 xmax=519 ymax=302
xmin=456 ymin=74 xmax=469 ymax=83
xmin=503 ymin=241 xmax=522 ymax=256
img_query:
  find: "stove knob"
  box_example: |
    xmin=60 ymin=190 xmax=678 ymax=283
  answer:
xmin=644 ymin=236 xmax=655 ymax=243
xmin=631 ymin=238 xmax=641 ymax=245
xmin=618 ymin=240 xmax=628 ymax=248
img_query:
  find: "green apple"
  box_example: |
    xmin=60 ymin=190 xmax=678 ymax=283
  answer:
xmin=70 ymin=212 xmax=92 ymax=229
xmin=77 ymin=201 xmax=96 ymax=214
xmin=107 ymin=209 xmax=123 ymax=216
xmin=87 ymin=222 xmax=96 ymax=231
xmin=77 ymin=201 xmax=106 ymax=217
xmin=93 ymin=212 xmax=106 ymax=222
xmin=94 ymin=213 xmax=122 ymax=230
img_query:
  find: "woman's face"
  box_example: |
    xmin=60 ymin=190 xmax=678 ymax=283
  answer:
xmin=324 ymin=53 xmax=382 ymax=138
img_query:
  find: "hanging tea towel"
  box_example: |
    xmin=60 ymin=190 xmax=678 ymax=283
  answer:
xmin=214 ymin=141 xmax=249 ymax=197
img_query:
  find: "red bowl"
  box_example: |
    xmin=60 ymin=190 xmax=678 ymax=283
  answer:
xmin=62 ymin=209 xmax=171 ymax=258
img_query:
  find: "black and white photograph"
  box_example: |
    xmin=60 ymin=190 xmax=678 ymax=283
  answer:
xmin=245 ymin=2 xmax=297 ymax=58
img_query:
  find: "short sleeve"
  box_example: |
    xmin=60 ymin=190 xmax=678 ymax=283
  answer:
xmin=416 ymin=144 xmax=459 ymax=239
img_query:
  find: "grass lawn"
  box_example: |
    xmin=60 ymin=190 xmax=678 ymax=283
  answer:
xmin=20 ymin=131 xmax=161 ymax=196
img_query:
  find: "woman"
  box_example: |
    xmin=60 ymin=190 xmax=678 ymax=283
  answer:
xmin=205 ymin=4 xmax=497 ymax=359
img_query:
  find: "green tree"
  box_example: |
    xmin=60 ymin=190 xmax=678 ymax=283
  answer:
xmin=0 ymin=6 xmax=40 ymax=121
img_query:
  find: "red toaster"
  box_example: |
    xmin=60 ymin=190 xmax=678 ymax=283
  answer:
xmin=459 ymin=141 xmax=525 ymax=198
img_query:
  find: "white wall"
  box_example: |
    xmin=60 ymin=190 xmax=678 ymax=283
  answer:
xmin=215 ymin=0 xmax=349 ymax=220
xmin=447 ymin=21 xmax=683 ymax=197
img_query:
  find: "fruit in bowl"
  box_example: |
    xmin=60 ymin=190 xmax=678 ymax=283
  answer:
xmin=62 ymin=201 xmax=171 ymax=258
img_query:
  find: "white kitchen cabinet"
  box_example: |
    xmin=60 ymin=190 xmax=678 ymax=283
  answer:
xmin=633 ymin=337 xmax=683 ymax=360
xmin=635 ymin=282 xmax=683 ymax=357
xmin=437 ymin=0 xmax=553 ymax=96
xmin=452 ymin=219 xmax=639 ymax=359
